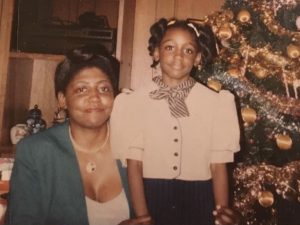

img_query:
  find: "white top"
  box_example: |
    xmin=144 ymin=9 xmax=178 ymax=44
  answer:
xmin=110 ymin=82 xmax=240 ymax=181
xmin=85 ymin=189 xmax=129 ymax=225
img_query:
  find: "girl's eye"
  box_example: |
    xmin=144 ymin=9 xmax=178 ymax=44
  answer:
xmin=164 ymin=45 xmax=174 ymax=51
xmin=184 ymin=48 xmax=195 ymax=55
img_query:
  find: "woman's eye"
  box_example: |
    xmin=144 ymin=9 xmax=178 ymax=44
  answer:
xmin=98 ymin=86 xmax=112 ymax=94
xmin=75 ymin=87 xmax=87 ymax=94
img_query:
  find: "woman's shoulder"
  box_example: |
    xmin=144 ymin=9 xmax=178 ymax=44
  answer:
xmin=16 ymin=122 xmax=69 ymax=156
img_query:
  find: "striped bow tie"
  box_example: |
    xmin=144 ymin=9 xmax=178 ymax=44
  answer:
xmin=149 ymin=76 xmax=196 ymax=118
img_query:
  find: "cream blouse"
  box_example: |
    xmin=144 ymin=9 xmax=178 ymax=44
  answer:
xmin=110 ymin=82 xmax=240 ymax=181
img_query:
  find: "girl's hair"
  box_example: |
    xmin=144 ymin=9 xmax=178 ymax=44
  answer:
xmin=148 ymin=18 xmax=219 ymax=68
xmin=54 ymin=44 xmax=120 ymax=97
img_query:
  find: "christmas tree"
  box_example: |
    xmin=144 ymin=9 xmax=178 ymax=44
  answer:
xmin=193 ymin=0 xmax=300 ymax=224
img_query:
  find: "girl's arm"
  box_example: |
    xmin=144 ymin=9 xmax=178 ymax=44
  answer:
xmin=210 ymin=163 xmax=229 ymax=207
xmin=127 ymin=159 xmax=151 ymax=219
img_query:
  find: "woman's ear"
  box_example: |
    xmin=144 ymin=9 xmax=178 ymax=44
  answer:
xmin=153 ymin=48 xmax=160 ymax=62
xmin=57 ymin=92 xmax=67 ymax=109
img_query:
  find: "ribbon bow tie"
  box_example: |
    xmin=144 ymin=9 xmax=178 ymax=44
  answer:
xmin=149 ymin=76 xmax=196 ymax=118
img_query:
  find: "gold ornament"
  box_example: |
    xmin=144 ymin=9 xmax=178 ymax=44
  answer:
xmin=237 ymin=9 xmax=251 ymax=23
xmin=227 ymin=67 xmax=241 ymax=77
xmin=241 ymin=106 xmax=257 ymax=124
xmin=251 ymin=64 xmax=269 ymax=79
xmin=218 ymin=23 xmax=232 ymax=40
xmin=207 ymin=79 xmax=222 ymax=92
xmin=276 ymin=133 xmax=293 ymax=150
xmin=258 ymin=191 xmax=274 ymax=208
xmin=287 ymin=44 xmax=300 ymax=59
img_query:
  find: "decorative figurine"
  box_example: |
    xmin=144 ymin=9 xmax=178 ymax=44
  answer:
xmin=26 ymin=104 xmax=46 ymax=134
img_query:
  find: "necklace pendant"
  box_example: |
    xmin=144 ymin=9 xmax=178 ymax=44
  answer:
xmin=86 ymin=161 xmax=96 ymax=173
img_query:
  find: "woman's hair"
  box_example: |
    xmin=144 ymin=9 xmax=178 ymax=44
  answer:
xmin=148 ymin=18 xmax=219 ymax=68
xmin=54 ymin=44 xmax=120 ymax=97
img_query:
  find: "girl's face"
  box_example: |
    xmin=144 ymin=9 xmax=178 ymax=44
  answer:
xmin=154 ymin=27 xmax=201 ymax=87
xmin=58 ymin=67 xmax=114 ymax=130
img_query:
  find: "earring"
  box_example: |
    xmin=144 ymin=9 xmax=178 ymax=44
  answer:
xmin=53 ymin=107 xmax=67 ymax=125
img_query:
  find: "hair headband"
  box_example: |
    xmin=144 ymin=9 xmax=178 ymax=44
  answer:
xmin=166 ymin=20 xmax=200 ymax=37
xmin=187 ymin=23 xmax=200 ymax=37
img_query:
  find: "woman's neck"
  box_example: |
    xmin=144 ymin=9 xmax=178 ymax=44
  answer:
xmin=69 ymin=122 xmax=109 ymax=153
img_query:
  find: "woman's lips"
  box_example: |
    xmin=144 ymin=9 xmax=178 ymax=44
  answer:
xmin=85 ymin=108 xmax=105 ymax=113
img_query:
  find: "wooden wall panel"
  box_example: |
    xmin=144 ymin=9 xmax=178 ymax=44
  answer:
xmin=4 ymin=58 xmax=33 ymax=144
xmin=130 ymin=0 xmax=157 ymax=90
xmin=175 ymin=0 xmax=224 ymax=19
xmin=117 ymin=0 xmax=136 ymax=89
xmin=0 ymin=0 xmax=14 ymax=146
xmin=156 ymin=0 xmax=175 ymax=20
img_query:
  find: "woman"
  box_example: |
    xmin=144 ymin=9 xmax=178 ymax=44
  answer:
xmin=5 ymin=46 xmax=150 ymax=225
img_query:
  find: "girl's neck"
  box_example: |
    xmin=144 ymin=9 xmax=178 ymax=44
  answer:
xmin=162 ymin=76 xmax=190 ymax=88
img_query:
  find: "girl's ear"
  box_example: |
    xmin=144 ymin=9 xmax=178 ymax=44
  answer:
xmin=57 ymin=92 xmax=67 ymax=109
xmin=194 ymin=52 xmax=202 ymax=67
xmin=153 ymin=47 xmax=160 ymax=62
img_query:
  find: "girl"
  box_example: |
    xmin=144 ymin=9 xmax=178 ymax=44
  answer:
xmin=111 ymin=18 xmax=240 ymax=225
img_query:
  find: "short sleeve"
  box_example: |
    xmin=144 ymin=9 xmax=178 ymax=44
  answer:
xmin=110 ymin=93 xmax=144 ymax=166
xmin=210 ymin=90 xmax=240 ymax=163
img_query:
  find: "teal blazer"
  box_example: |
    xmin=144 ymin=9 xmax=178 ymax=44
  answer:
xmin=5 ymin=122 xmax=132 ymax=225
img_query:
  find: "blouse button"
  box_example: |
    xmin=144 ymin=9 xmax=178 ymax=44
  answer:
xmin=174 ymin=138 xmax=178 ymax=142
xmin=173 ymin=166 xmax=178 ymax=170
xmin=174 ymin=152 xmax=178 ymax=156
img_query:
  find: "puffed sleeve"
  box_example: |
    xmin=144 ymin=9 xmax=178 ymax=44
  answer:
xmin=210 ymin=90 xmax=240 ymax=163
xmin=110 ymin=93 xmax=144 ymax=165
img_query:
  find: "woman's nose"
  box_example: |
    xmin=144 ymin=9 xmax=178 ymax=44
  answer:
xmin=88 ymin=88 xmax=101 ymax=100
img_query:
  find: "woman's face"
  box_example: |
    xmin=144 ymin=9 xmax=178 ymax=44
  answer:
xmin=58 ymin=67 xmax=114 ymax=129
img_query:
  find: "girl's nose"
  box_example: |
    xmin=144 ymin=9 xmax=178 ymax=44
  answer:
xmin=174 ymin=49 xmax=183 ymax=58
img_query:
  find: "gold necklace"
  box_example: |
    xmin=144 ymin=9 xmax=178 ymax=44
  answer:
xmin=69 ymin=123 xmax=110 ymax=173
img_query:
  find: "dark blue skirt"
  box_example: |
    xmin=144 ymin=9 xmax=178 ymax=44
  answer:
xmin=143 ymin=178 xmax=215 ymax=225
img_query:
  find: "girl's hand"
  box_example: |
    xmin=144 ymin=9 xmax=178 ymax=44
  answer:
xmin=118 ymin=215 xmax=153 ymax=225
xmin=213 ymin=205 xmax=242 ymax=225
